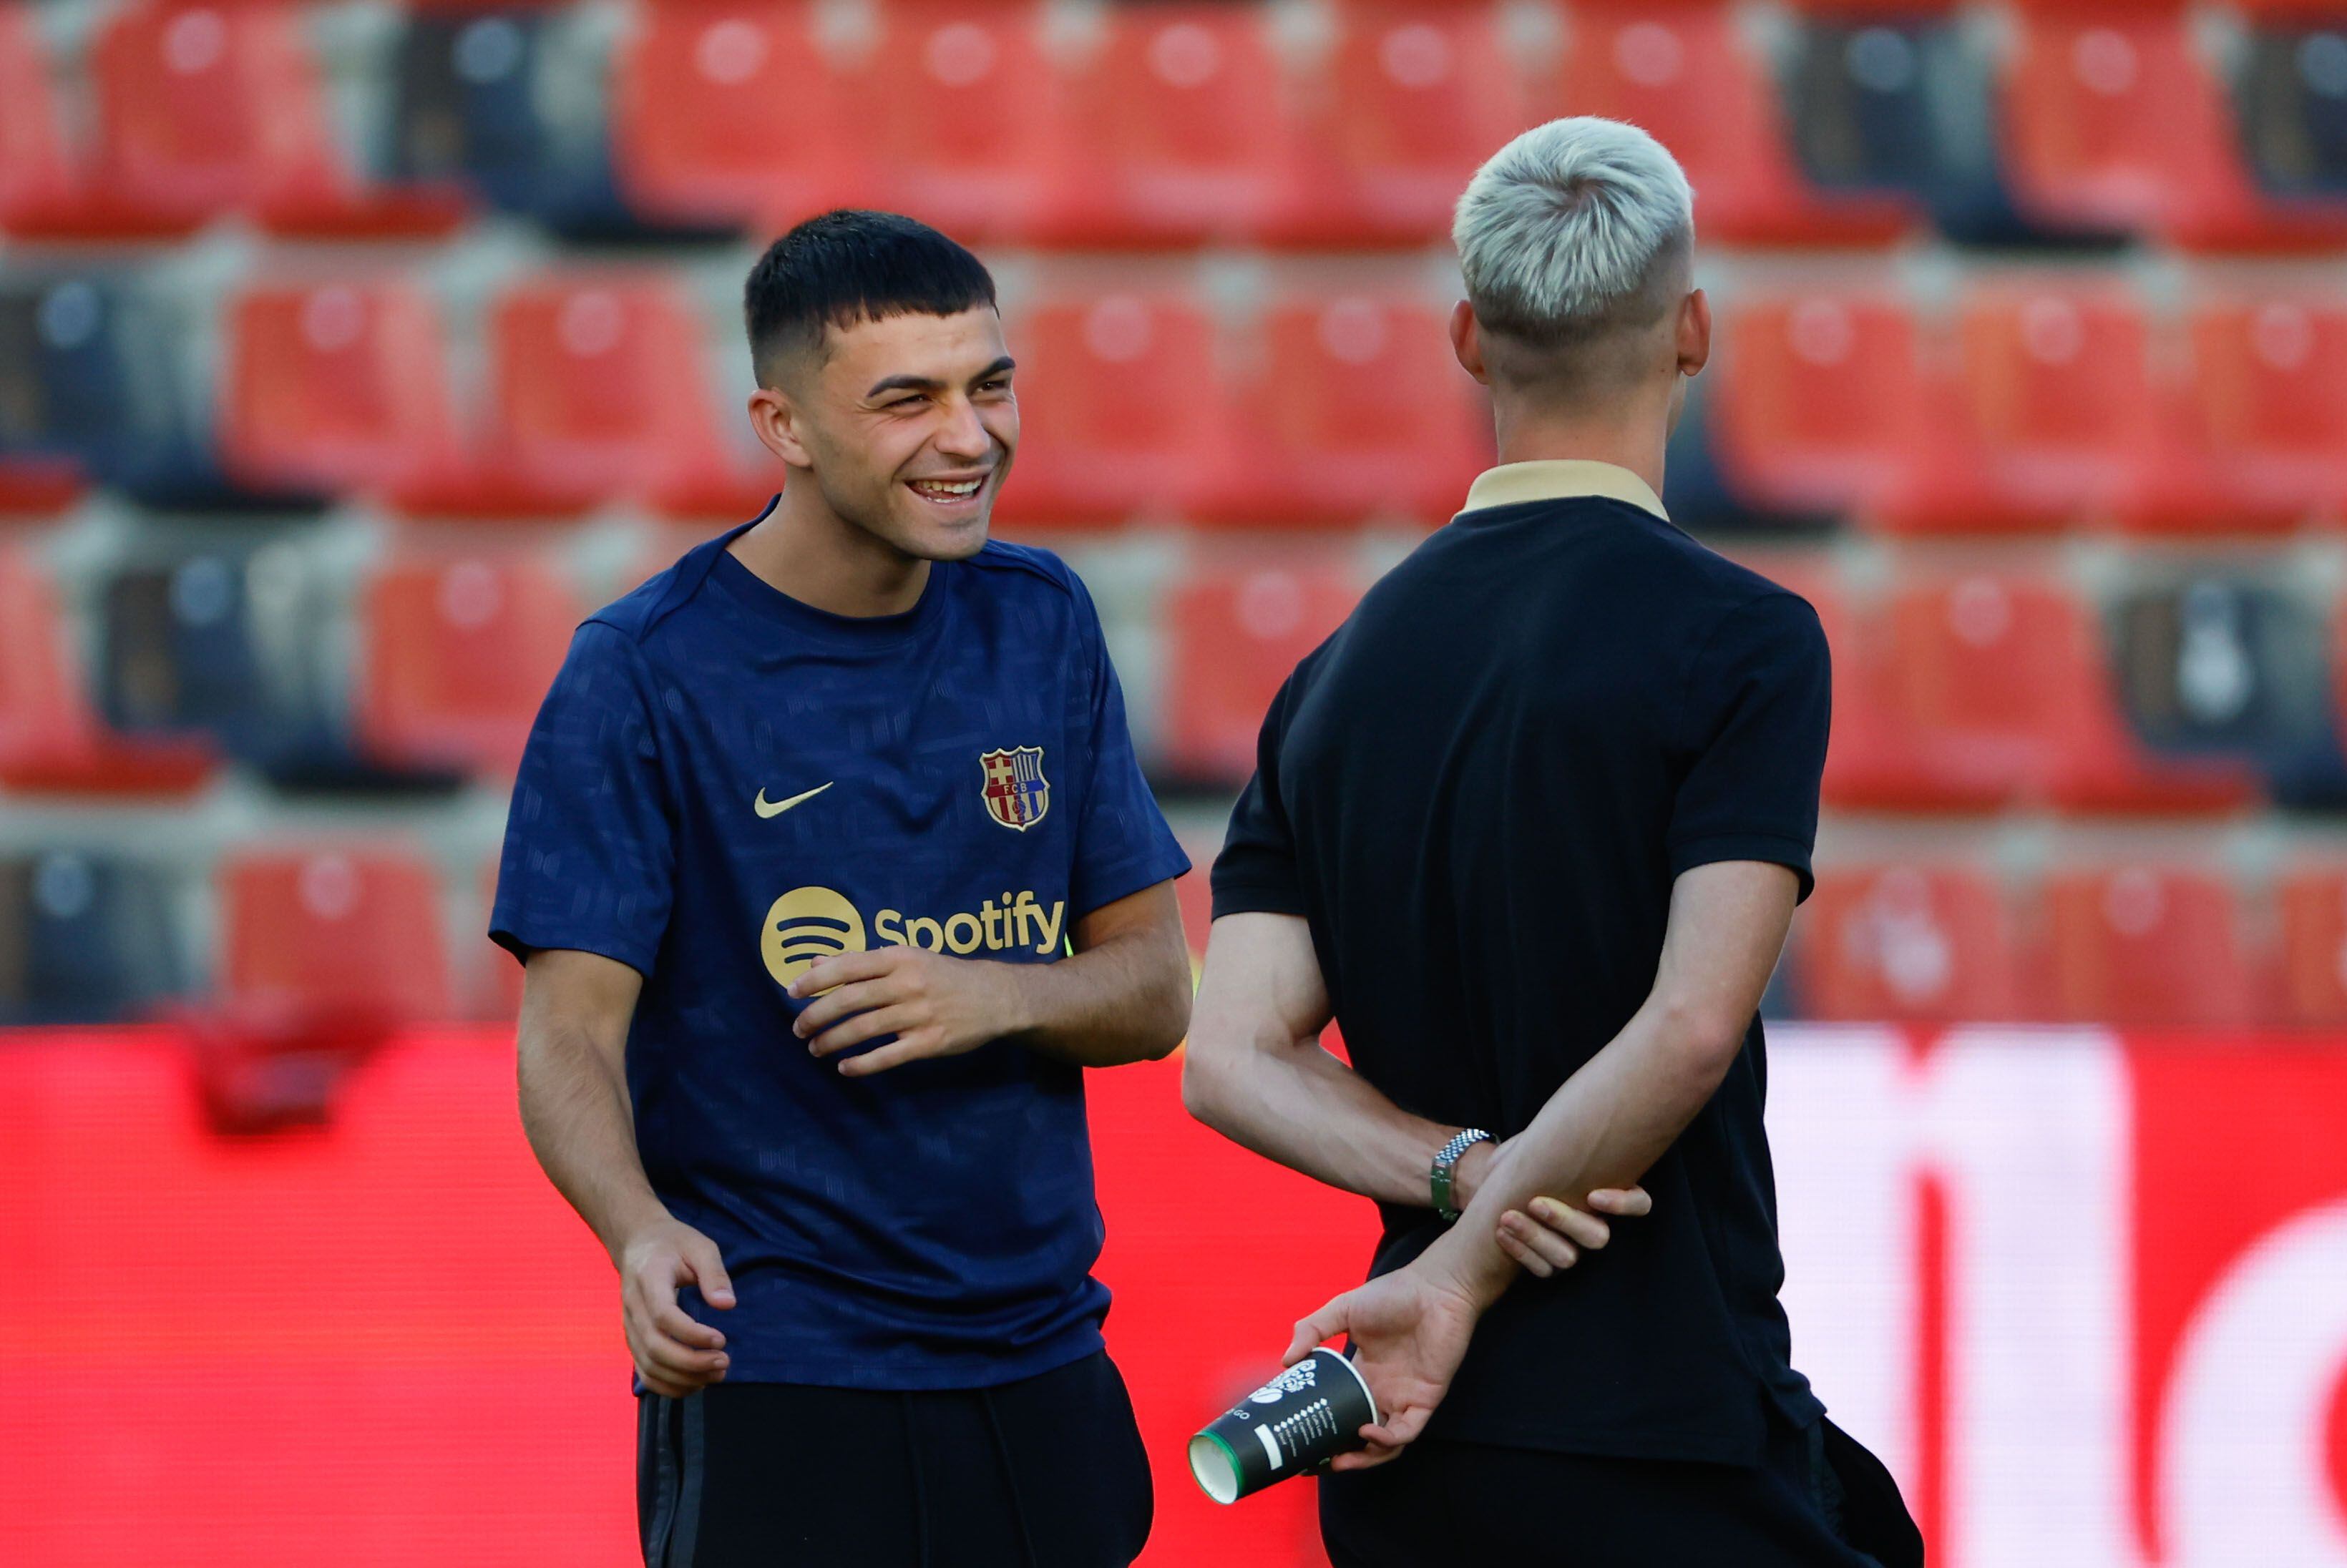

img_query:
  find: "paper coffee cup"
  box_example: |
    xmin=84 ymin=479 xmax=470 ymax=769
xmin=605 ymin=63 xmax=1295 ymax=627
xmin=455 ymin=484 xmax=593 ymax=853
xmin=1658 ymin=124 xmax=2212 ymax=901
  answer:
xmin=1188 ymin=1347 xmax=1380 ymax=1504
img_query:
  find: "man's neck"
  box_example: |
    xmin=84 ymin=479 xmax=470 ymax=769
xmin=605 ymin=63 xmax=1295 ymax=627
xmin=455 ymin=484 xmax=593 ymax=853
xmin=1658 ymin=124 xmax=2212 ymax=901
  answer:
xmin=1488 ymin=398 xmax=1671 ymax=500
xmin=728 ymin=482 xmax=930 ymax=619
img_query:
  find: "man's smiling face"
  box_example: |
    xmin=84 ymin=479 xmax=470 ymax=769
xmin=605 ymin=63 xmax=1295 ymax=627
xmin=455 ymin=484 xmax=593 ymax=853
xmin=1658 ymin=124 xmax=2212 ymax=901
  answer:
xmin=776 ymin=307 xmax=1019 ymax=562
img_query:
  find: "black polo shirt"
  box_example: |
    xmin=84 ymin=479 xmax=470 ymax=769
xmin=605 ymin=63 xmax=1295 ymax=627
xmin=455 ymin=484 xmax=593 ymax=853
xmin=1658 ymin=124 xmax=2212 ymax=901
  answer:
xmin=1211 ymin=461 xmax=1832 ymax=1466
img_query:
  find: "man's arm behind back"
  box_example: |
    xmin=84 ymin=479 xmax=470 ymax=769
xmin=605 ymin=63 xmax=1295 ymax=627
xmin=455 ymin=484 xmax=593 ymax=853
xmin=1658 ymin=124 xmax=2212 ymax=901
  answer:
xmin=1282 ymin=858 xmax=1802 ymax=1466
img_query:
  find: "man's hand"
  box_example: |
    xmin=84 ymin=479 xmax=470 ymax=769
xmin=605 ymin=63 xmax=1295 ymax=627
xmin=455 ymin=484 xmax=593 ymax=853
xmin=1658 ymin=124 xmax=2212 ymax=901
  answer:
xmin=619 ymin=1216 xmax=736 ymax=1398
xmin=1281 ymin=1180 xmax=1656 ymax=1469
xmin=1282 ymin=1265 xmax=1483 ymax=1471
xmin=1494 ymin=1185 xmax=1651 ymax=1278
xmin=788 ymin=946 xmax=1025 ymax=1077
xmin=1452 ymin=1140 xmax=1654 ymax=1278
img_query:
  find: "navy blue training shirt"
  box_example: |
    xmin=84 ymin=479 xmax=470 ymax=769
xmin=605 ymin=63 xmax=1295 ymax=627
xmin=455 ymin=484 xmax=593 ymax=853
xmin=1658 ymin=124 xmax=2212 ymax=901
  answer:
xmin=492 ymin=511 xmax=1190 ymax=1390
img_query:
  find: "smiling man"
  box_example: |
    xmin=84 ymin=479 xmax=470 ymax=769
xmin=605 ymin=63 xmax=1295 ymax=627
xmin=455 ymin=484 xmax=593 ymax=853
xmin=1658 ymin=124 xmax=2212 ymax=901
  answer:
xmin=491 ymin=211 xmax=1194 ymax=1567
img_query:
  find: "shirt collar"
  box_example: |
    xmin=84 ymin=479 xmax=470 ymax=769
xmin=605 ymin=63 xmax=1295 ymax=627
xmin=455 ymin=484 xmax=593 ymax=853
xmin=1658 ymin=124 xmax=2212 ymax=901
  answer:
xmin=1458 ymin=460 xmax=1669 ymax=521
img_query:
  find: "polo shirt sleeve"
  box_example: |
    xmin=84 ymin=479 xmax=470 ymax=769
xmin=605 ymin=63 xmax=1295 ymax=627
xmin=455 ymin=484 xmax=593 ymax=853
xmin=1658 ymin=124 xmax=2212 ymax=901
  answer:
xmin=1065 ymin=579 xmax=1191 ymax=921
xmin=1210 ymin=674 xmax=1307 ymax=919
xmin=1667 ymin=591 xmax=1832 ymax=903
xmin=489 ymin=621 xmax=676 ymax=977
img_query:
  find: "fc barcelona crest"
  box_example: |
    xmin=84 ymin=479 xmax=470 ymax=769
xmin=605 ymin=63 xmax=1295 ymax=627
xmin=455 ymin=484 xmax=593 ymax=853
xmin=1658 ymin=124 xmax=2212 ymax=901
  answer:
xmin=980 ymin=746 xmax=1050 ymax=832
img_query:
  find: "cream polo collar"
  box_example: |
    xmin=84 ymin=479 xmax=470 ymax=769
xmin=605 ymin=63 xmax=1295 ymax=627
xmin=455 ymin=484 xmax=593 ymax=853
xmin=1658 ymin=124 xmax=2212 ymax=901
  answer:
xmin=1458 ymin=460 xmax=1669 ymax=521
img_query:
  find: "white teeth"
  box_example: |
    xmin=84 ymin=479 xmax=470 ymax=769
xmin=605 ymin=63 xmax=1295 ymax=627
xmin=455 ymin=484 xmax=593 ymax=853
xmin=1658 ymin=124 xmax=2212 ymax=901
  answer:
xmin=912 ymin=478 xmax=983 ymax=497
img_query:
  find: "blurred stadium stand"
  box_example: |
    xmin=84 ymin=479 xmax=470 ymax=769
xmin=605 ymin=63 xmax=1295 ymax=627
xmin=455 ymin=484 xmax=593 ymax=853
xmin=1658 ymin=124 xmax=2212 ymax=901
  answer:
xmin=5 ymin=0 xmax=2347 ymax=1039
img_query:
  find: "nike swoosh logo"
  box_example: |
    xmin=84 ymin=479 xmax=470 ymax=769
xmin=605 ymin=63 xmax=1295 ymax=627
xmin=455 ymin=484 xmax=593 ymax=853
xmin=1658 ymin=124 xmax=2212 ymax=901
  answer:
xmin=753 ymin=782 xmax=833 ymax=818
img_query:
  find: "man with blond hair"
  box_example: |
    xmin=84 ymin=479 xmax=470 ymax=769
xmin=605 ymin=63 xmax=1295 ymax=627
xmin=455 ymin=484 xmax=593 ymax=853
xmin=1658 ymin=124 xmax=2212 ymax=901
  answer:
xmin=1182 ymin=120 xmax=1923 ymax=1564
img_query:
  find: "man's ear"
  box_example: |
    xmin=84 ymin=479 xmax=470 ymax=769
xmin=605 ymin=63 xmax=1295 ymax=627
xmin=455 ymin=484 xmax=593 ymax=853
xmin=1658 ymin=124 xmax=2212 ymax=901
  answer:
xmin=747 ymin=383 xmax=814 ymax=469
xmin=1449 ymin=299 xmax=1490 ymax=386
xmin=1677 ymin=288 xmax=1712 ymax=380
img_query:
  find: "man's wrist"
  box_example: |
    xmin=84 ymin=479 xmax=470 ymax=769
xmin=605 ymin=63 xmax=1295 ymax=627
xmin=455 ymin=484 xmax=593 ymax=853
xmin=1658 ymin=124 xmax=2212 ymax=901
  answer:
xmin=987 ymin=958 xmax=1043 ymax=1041
xmin=605 ymin=1197 xmax=677 ymax=1266
xmin=1415 ymin=1221 xmax=1514 ymax=1313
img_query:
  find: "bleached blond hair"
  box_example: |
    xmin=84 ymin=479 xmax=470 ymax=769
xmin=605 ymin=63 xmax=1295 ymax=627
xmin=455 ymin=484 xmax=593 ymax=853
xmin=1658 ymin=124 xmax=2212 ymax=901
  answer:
xmin=1453 ymin=117 xmax=1695 ymax=343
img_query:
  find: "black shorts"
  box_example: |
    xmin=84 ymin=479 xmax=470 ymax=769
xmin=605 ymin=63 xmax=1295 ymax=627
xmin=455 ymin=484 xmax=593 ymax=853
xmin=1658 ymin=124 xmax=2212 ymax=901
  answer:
xmin=1320 ymin=1407 xmax=1923 ymax=1568
xmin=636 ymin=1350 xmax=1153 ymax=1568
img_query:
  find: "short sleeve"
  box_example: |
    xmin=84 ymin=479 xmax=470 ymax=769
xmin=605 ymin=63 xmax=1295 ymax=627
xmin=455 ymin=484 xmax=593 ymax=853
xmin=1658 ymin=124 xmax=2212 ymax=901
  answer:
xmin=489 ymin=622 xmax=676 ymax=976
xmin=1065 ymin=579 xmax=1191 ymax=921
xmin=1209 ymin=672 xmax=1307 ymax=920
xmin=1667 ymin=592 xmax=1832 ymax=902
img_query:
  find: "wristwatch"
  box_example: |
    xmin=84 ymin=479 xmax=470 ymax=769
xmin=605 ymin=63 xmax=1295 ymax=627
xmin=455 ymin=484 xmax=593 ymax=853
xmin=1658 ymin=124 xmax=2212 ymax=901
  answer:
xmin=1430 ymin=1127 xmax=1492 ymax=1222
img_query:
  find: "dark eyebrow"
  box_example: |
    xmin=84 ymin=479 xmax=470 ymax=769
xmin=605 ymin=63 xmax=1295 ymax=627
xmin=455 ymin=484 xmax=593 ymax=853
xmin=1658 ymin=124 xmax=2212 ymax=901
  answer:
xmin=864 ymin=356 xmax=1016 ymax=399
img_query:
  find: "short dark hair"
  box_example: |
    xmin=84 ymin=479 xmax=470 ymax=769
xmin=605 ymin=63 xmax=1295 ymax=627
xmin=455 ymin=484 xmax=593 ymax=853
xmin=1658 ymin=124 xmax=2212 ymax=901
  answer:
xmin=743 ymin=210 xmax=997 ymax=386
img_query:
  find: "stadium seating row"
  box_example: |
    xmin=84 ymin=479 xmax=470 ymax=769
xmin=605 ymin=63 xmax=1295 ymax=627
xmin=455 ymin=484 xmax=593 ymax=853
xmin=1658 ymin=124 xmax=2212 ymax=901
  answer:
xmin=1712 ymin=288 xmax=2347 ymax=532
xmin=1 ymin=268 xmax=1499 ymax=526
xmin=1171 ymin=554 xmax=2347 ymax=809
xmin=0 ymin=846 xmax=467 ymax=1026
xmin=6 ymin=1 xmax=2346 ymax=250
xmin=9 ymin=843 xmax=2347 ymax=1030
xmin=9 ymin=534 xmax=2347 ymax=810
xmin=0 ymin=539 xmax=575 ymax=793
xmin=11 ymin=265 xmax=2347 ymax=535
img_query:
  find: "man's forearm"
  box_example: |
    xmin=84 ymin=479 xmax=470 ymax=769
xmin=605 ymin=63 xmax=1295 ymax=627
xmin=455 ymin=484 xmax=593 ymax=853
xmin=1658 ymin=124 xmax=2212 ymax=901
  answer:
xmin=1001 ymin=921 xmax=1192 ymax=1067
xmin=1415 ymin=997 xmax=1732 ymax=1303
xmin=517 ymin=1023 xmax=670 ymax=1264
xmin=1415 ymin=863 xmax=1800 ymax=1305
xmin=1183 ymin=913 xmax=1475 ymax=1208
xmin=1184 ymin=1026 xmax=1473 ymax=1207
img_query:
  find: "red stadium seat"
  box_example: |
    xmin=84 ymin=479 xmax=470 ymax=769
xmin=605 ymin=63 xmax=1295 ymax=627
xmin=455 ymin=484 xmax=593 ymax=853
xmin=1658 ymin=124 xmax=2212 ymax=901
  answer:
xmin=1753 ymin=563 xmax=1915 ymax=825
xmin=0 ymin=9 xmax=68 ymax=224
xmin=1795 ymin=866 xmax=2023 ymax=1022
xmin=220 ymin=283 xmax=465 ymax=501
xmin=3 ymin=6 xmax=250 ymax=240
xmin=1537 ymin=0 xmax=1914 ymax=245
xmin=1710 ymin=293 xmax=1928 ymax=519
xmin=993 ymin=295 xmax=1232 ymax=527
xmin=1040 ymin=6 xmax=1309 ymax=246
xmin=1821 ymin=572 xmax=2255 ymax=812
xmin=398 ymin=277 xmax=763 ymax=519
xmin=1276 ymin=2 xmax=1533 ymax=247
xmin=2041 ymin=866 xmax=2257 ymax=1029
xmin=1194 ymin=295 xmax=1491 ymax=528
xmin=862 ymin=1 xmax=1070 ymax=242
xmin=1162 ymin=558 xmax=1362 ymax=783
xmin=0 ymin=11 xmax=162 ymax=239
xmin=355 ymin=552 xmax=582 ymax=778
xmin=0 ymin=544 xmax=213 ymax=796
xmin=2168 ymin=297 xmax=2347 ymax=528
xmin=611 ymin=1 xmax=853 ymax=230
xmin=219 ymin=848 xmax=454 ymax=1024
xmin=2000 ymin=6 xmax=2347 ymax=250
xmin=72 ymin=1 xmax=464 ymax=240
xmin=1877 ymin=285 xmax=2161 ymax=532
xmin=2276 ymin=868 xmax=2347 ymax=1026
